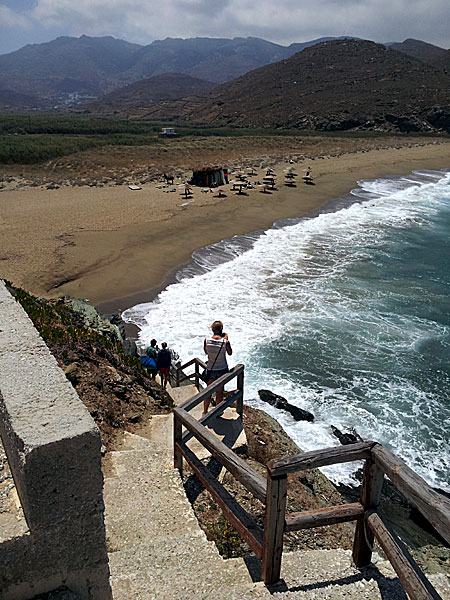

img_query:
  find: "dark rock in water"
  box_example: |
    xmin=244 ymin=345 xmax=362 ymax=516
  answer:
xmin=284 ymin=403 xmax=315 ymax=422
xmin=258 ymin=389 xmax=285 ymax=408
xmin=258 ymin=389 xmax=314 ymax=422
xmin=331 ymin=425 xmax=363 ymax=445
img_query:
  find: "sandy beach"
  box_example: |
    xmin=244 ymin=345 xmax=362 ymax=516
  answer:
xmin=1 ymin=136 xmax=449 ymax=311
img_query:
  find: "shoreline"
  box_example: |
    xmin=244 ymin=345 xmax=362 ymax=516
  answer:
xmin=98 ymin=162 xmax=450 ymax=320
xmin=1 ymin=138 xmax=449 ymax=313
xmin=95 ymin=187 xmax=364 ymax=319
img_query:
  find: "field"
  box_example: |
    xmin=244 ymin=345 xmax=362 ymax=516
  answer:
xmin=0 ymin=112 xmax=425 ymax=165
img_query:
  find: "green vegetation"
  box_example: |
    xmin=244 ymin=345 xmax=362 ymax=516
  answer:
xmin=203 ymin=513 xmax=250 ymax=559
xmin=0 ymin=113 xmax=160 ymax=164
xmin=4 ymin=282 xmax=142 ymax=371
xmin=0 ymin=111 xmax=443 ymax=165
xmin=0 ymin=113 xmax=158 ymax=135
xmin=0 ymin=133 xmax=158 ymax=164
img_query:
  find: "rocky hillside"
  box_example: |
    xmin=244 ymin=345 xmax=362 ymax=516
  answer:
xmin=389 ymin=38 xmax=448 ymax=66
xmin=0 ymin=89 xmax=49 ymax=110
xmin=0 ymin=35 xmax=141 ymax=103
xmin=144 ymin=39 xmax=450 ymax=133
xmin=82 ymin=73 xmax=215 ymax=115
xmin=0 ymin=34 xmax=365 ymax=107
xmin=5 ymin=283 xmax=172 ymax=448
xmin=112 ymin=35 xmax=356 ymax=89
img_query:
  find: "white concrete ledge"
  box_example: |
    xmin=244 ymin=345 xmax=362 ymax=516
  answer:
xmin=0 ymin=281 xmax=112 ymax=600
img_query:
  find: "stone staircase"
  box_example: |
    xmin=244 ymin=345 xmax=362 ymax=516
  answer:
xmin=103 ymin=386 xmax=450 ymax=600
xmin=104 ymin=416 xmax=267 ymax=600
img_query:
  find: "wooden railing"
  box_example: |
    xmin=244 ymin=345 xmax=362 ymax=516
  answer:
xmin=170 ymin=357 xmax=207 ymax=391
xmin=265 ymin=443 xmax=450 ymax=599
xmin=173 ymin=363 xmax=450 ymax=599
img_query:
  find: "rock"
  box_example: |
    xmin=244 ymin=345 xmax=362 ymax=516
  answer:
xmin=103 ymin=311 xmax=138 ymax=356
xmin=64 ymin=362 xmax=81 ymax=385
xmin=426 ymin=108 xmax=450 ymax=131
xmin=385 ymin=113 xmax=423 ymax=132
xmin=121 ymin=337 xmax=138 ymax=357
xmin=128 ymin=411 xmax=141 ymax=423
xmin=258 ymin=389 xmax=314 ymax=422
xmin=64 ymin=298 xmax=123 ymax=344
xmin=31 ymin=586 xmax=80 ymax=600
xmin=331 ymin=425 xmax=363 ymax=445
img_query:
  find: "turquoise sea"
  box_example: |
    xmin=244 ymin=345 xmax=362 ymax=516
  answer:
xmin=123 ymin=169 xmax=450 ymax=491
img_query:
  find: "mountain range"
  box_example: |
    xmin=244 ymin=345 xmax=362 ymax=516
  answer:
xmin=2 ymin=33 xmax=447 ymax=108
xmin=137 ymin=39 xmax=450 ymax=134
xmin=0 ymin=34 xmax=449 ymax=134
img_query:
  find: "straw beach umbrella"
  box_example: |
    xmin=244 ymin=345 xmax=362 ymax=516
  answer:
xmin=178 ymin=183 xmax=193 ymax=198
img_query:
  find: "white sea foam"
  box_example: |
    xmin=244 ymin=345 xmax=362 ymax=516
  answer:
xmin=123 ymin=170 xmax=450 ymax=489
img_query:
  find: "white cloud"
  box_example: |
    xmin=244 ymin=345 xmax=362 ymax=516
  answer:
xmin=0 ymin=4 xmax=32 ymax=28
xmin=16 ymin=0 xmax=450 ymax=49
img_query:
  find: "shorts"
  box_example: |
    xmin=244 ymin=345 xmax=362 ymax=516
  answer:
xmin=207 ymin=367 xmax=229 ymax=382
xmin=159 ymin=367 xmax=170 ymax=378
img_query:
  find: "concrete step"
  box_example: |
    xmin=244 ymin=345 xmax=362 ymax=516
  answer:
xmin=167 ymin=383 xmax=199 ymax=407
xmin=134 ymin=414 xmax=174 ymax=453
xmin=270 ymin=549 xmax=450 ymax=599
xmin=109 ymin=542 xmax=266 ymax=600
xmin=107 ymin=446 xmax=170 ymax=479
xmin=104 ymin=470 xmax=202 ymax=548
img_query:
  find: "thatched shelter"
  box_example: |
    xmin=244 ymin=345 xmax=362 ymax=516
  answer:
xmin=189 ymin=166 xmax=228 ymax=187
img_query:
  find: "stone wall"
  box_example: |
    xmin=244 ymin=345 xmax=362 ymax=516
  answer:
xmin=0 ymin=281 xmax=112 ymax=600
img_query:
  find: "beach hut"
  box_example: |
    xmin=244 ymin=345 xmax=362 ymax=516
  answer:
xmin=189 ymin=166 xmax=229 ymax=187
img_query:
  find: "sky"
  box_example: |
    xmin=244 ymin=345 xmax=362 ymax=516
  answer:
xmin=1 ymin=0 xmax=449 ymax=55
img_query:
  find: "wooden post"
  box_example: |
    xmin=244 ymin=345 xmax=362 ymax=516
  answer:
xmin=236 ymin=370 xmax=244 ymax=418
xmin=175 ymin=365 xmax=180 ymax=388
xmin=262 ymin=472 xmax=287 ymax=584
xmin=194 ymin=361 xmax=200 ymax=390
xmin=353 ymin=457 xmax=384 ymax=567
xmin=372 ymin=444 xmax=450 ymax=546
xmin=173 ymin=411 xmax=183 ymax=475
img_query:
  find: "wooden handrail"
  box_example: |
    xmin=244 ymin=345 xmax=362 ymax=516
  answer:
xmin=178 ymin=357 xmax=207 ymax=371
xmin=177 ymin=440 xmax=264 ymax=558
xmin=174 ymin=406 xmax=267 ymax=503
xmin=285 ymin=503 xmax=364 ymax=532
xmin=372 ymin=444 xmax=450 ymax=545
xmin=267 ymin=441 xmax=375 ymax=477
xmin=178 ymin=365 xmax=245 ymax=412
xmin=171 ymin=361 xmax=448 ymax=599
xmin=181 ymin=389 xmax=242 ymax=443
xmin=262 ymin=440 xmax=449 ymax=596
xmin=367 ymin=511 xmax=444 ymax=600
xmin=171 ymin=357 xmax=208 ymax=390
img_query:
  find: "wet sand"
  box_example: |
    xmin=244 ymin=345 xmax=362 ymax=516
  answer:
xmin=1 ymin=139 xmax=449 ymax=312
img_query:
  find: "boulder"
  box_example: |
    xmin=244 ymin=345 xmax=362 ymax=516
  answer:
xmin=331 ymin=425 xmax=363 ymax=445
xmin=64 ymin=298 xmax=123 ymax=344
xmin=258 ymin=389 xmax=314 ymax=422
xmin=426 ymin=108 xmax=450 ymax=131
xmin=104 ymin=311 xmax=138 ymax=357
xmin=64 ymin=362 xmax=81 ymax=385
